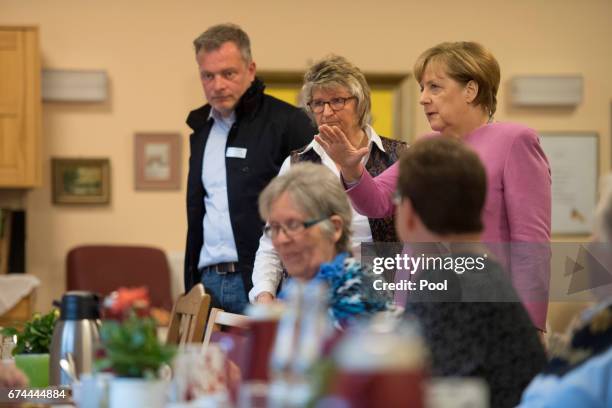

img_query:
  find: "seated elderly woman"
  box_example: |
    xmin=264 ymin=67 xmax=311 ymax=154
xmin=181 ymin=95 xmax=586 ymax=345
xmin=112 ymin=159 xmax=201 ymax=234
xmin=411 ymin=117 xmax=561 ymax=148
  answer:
xmin=258 ymin=162 xmax=393 ymax=328
xmin=250 ymin=54 xmax=406 ymax=304
xmin=518 ymin=174 xmax=612 ymax=408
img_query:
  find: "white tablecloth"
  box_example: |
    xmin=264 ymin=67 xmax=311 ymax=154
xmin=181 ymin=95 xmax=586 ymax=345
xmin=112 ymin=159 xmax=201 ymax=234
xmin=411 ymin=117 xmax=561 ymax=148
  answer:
xmin=0 ymin=275 xmax=40 ymax=315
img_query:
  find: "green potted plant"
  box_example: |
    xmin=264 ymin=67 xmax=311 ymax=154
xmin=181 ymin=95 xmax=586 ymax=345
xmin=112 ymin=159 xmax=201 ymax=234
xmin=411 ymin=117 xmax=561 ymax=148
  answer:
xmin=95 ymin=288 xmax=175 ymax=408
xmin=1 ymin=309 xmax=59 ymax=387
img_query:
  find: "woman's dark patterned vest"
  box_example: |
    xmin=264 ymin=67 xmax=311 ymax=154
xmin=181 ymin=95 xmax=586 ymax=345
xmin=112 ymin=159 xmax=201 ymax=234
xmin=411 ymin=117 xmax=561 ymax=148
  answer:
xmin=290 ymin=135 xmax=407 ymax=243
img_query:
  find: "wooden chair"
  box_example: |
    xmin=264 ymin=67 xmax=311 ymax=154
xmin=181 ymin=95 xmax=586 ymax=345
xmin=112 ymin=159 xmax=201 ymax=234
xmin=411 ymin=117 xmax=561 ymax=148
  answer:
xmin=166 ymin=284 xmax=211 ymax=345
xmin=546 ymin=301 xmax=593 ymax=334
xmin=202 ymin=307 xmax=250 ymax=349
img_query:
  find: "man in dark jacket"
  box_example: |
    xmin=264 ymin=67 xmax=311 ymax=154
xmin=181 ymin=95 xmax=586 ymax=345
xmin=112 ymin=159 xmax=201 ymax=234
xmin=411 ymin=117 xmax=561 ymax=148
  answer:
xmin=185 ymin=23 xmax=315 ymax=313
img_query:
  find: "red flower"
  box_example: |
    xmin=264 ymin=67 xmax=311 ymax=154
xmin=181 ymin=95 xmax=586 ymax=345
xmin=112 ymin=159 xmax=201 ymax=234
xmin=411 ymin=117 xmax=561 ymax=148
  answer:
xmin=102 ymin=287 xmax=151 ymax=320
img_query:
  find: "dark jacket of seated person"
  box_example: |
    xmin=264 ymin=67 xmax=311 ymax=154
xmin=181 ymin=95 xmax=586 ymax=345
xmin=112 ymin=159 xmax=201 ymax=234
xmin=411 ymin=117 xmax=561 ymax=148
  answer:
xmin=394 ymin=137 xmax=547 ymax=407
xmin=404 ymin=252 xmax=547 ymax=408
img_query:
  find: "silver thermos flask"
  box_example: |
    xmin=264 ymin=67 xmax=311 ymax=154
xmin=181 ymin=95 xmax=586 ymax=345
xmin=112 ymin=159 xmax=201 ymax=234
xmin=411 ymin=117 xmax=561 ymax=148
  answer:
xmin=49 ymin=291 xmax=101 ymax=386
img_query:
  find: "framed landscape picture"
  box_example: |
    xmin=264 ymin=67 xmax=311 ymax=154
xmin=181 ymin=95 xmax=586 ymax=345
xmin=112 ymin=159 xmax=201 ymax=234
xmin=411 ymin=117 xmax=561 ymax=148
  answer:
xmin=52 ymin=158 xmax=111 ymax=204
xmin=134 ymin=132 xmax=181 ymax=190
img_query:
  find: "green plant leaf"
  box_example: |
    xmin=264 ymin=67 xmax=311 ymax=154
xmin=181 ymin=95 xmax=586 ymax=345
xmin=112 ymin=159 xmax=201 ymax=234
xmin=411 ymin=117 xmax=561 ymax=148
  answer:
xmin=1 ymin=327 xmax=18 ymax=336
xmin=4 ymin=309 xmax=58 ymax=355
xmin=96 ymin=311 xmax=175 ymax=378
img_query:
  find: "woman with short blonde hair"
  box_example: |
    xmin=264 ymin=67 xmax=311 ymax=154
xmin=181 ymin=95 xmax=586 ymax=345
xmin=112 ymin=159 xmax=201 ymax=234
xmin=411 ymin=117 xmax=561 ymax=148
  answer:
xmin=250 ymin=55 xmax=406 ymax=304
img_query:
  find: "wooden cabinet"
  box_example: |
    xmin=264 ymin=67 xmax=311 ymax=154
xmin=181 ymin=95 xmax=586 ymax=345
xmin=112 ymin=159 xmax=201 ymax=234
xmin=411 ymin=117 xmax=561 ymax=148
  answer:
xmin=0 ymin=26 xmax=41 ymax=187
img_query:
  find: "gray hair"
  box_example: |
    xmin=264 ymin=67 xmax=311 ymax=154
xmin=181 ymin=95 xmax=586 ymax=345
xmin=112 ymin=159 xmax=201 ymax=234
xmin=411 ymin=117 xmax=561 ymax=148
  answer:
xmin=300 ymin=55 xmax=372 ymax=129
xmin=259 ymin=163 xmax=352 ymax=254
xmin=193 ymin=23 xmax=252 ymax=63
xmin=595 ymin=174 xmax=612 ymax=241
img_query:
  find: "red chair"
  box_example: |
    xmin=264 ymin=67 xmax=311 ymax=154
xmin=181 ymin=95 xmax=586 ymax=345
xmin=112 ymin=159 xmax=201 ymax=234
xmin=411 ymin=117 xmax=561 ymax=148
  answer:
xmin=66 ymin=245 xmax=173 ymax=311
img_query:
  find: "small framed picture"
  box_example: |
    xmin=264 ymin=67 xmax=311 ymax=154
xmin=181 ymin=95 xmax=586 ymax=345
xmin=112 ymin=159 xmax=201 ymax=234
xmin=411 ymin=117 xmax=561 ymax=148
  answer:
xmin=52 ymin=158 xmax=111 ymax=204
xmin=540 ymin=132 xmax=599 ymax=235
xmin=134 ymin=133 xmax=181 ymax=190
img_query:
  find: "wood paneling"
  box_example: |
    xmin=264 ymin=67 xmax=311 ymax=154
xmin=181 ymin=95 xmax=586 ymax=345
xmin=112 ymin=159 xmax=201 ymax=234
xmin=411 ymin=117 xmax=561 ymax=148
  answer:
xmin=0 ymin=27 xmax=41 ymax=187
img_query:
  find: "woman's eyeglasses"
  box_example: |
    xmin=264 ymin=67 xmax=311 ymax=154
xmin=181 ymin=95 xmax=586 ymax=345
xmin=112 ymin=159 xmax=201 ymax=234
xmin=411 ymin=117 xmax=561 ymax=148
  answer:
xmin=307 ymin=97 xmax=356 ymax=114
xmin=263 ymin=216 xmax=329 ymax=239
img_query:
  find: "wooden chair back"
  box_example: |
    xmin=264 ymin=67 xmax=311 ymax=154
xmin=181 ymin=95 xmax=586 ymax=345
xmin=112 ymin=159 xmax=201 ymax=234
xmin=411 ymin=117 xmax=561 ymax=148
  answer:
xmin=202 ymin=307 xmax=250 ymax=349
xmin=546 ymin=301 xmax=593 ymax=334
xmin=166 ymin=283 xmax=211 ymax=345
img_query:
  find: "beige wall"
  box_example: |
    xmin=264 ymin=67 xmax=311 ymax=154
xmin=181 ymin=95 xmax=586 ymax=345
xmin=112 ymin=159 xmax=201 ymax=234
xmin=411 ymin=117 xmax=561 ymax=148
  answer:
xmin=1 ymin=0 xmax=611 ymax=311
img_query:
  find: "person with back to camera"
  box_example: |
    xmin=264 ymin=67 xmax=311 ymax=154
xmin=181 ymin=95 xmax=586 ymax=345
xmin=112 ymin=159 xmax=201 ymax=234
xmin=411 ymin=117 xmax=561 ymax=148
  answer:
xmin=316 ymin=41 xmax=552 ymax=330
xmin=394 ymin=137 xmax=546 ymax=408
xmin=250 ymin=55 xmax=406 ymax=304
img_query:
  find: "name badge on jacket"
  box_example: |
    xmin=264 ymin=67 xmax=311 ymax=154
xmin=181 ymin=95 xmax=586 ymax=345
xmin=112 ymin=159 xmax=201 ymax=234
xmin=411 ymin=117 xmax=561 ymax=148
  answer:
xmin=226 ymin=147 xmax=248 ymax=159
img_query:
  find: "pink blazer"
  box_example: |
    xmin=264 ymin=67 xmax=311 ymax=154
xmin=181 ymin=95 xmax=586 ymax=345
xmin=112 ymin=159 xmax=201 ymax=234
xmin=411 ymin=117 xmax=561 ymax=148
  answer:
xmin=347 ymin=122 xmax=552 ymax=329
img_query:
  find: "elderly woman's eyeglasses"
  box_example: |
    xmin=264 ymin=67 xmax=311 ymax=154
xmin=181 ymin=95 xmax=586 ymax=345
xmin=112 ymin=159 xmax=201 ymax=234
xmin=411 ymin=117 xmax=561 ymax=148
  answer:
xmin=263 ymin=216 xmax=329 ymax=239
xmin=307 ymin=97 xmax=356 ymax=114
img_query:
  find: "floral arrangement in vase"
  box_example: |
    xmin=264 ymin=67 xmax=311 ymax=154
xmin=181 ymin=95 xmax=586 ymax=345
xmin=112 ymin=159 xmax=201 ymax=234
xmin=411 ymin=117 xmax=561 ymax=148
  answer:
xmin=95 ymin=287 xmax=175 ymax=379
